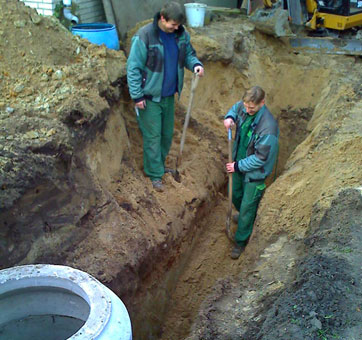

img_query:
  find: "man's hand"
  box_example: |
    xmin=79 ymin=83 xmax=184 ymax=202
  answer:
xmin=194 ymin=65 xmax=204 ymax=77
xmin=224 ymin=118 xmax=234 ymax=131
xmin=226 ymin=162 xmax=235 ymax=173
xmin=135 ymin=100 xmax=146 ymax=109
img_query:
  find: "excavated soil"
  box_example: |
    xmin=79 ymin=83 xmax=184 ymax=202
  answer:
xmin=1 ymin=1 xmax=361 ymax=340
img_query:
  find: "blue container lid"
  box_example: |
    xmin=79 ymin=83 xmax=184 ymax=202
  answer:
xmin=72 ymin=23 xmax=116 ymax=32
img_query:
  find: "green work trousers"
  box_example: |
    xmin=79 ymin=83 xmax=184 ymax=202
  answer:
xmin=137 ymin=96 xmax=175 ymax=181
xmin=232 ymin=172 xmax=266 ymax=247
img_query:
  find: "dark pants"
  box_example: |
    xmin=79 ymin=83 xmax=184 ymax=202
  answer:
xmin=232 ymin=172 xmax=266 ymax=246
xmin=137 ymin=96 xmax=175 ymax=181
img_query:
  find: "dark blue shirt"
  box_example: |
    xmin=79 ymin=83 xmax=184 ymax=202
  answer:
xmin=159 ymin=29 xmax=179 ymax=97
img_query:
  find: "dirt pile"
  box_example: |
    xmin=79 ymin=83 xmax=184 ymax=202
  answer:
xmin=0 ymin=0 xmax=126 ymax=209
xmin=0 ymin=0 xmax=127 ymax=265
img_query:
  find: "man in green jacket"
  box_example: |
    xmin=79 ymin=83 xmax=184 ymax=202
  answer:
xmin=127 ymin=2 xmax=204 ymax=192
xmin=224 ymin=86 xmax=279 ymax=259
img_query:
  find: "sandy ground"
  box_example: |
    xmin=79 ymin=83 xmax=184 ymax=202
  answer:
xmin=1 ymin=1 xmax=361 ymax=340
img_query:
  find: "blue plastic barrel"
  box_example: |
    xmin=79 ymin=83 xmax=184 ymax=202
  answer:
xmin=71 ymin=23 xmax=120 ymax=50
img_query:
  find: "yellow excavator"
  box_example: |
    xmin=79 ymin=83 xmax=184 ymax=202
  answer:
xmin=304 ymin=0 xmax=362 ymax=31
xmin=250 ymin=0 xmax=362 ymax=54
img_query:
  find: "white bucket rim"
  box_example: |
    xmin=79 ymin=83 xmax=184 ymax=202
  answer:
xmin=184 ymin=3 xmax=207 ymax=8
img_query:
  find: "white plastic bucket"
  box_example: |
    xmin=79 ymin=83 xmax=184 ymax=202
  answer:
xmin=184 ymin=3 xmax=207 ymax=28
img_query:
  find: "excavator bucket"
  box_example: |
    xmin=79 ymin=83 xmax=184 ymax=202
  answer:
xmin=249 ymin=6 xmax=295 ymax=37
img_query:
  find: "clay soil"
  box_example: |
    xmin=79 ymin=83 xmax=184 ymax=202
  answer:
xmin=1 ymin=1 xmax=362 ymax=340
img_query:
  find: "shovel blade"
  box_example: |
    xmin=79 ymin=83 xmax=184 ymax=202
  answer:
xmin=225 ymin=218 xmax=234 ymax=243
xmin=165 ymin=167 xmax=181 ymax=183
xmin=174 ymin=170 xmax=181 ymax=183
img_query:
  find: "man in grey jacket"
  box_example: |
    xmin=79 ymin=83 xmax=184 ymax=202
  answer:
xmin=224 ymin=86 xmax=279 ymax=259
xmin=127 ymin=2 xmax=204 ymax=192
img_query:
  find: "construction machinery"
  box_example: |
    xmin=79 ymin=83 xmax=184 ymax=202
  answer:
xmin=250 ymin=0 xmax=362 ymax=54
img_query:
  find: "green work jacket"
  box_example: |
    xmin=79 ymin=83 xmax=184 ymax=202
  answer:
xmin=127 ymin=13 xmax=202 ymax=103
xmin=225 ymin=101 xmax=279 ymax=182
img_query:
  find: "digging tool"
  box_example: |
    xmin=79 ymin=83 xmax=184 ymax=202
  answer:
xmin=226 ymin=128 xmax=234 ymax=242
xmin=173 ymin=73 xmax=200 ymax=182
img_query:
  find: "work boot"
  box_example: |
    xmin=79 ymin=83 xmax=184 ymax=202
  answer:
xmin=232 ymin=213 xmax=239 ymax=224
xmin=152 ymin=180 xmax=164 ymax=192
xmin=230 ymin=244 xmax=245 ymax=259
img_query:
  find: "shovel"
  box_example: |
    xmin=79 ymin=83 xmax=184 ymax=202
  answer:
xmin=226 ymin=128 xmax=234 ymax=241
xmin=173 ymin=73 xmax=200 ymax=182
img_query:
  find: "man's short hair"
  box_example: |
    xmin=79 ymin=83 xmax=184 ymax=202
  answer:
xmin=243 ymin=86 xmax=265 ymax=104
xmin=160 ymin=1 xmax=185 ymax=24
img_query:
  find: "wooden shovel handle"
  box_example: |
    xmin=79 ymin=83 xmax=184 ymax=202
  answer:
xmin=226 ymin=128 xmax=234 ymax=241
xmin=227 ymin=128 xmax=233 ymax=214
xmin=177 ymin=73 xmax=200 ymax=167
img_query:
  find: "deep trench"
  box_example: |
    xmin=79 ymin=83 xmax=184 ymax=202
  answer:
xmin=106 ymin=48 xmax=361 ymax=339
xmin=124 ymin=71 xmax=315 ymax=340
xmin=1 ymin=5 xmax=361 ymax=339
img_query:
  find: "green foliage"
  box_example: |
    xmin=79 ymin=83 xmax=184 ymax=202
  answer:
xmin=317 ymin=329 xmax=328 ymax=340
xmin=53 ymin=1 xmax=79 ymax=30
xmin=317 ymin=329 xmax=341 ymax=340
xmin=53 ymin=2 xmax=64 ymax=19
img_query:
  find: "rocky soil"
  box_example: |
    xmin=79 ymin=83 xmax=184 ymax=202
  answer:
xmin=1 ymin=1 xmax=361 ymax=340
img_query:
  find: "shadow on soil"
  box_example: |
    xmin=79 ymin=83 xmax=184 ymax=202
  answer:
xmin=188 ymin=188 xmax=362 ymax=340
